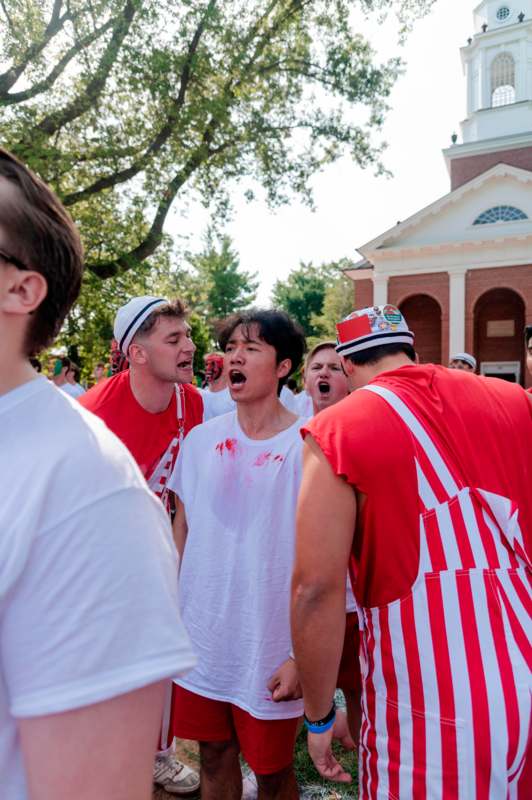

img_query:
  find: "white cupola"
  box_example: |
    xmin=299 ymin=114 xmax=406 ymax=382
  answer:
xmin=459 ymin=1 xmax=532 ymax=143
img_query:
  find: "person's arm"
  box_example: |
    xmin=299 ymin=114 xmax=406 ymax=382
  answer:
xmin=172 ymin=494 xmax=188 ymax=560
xmin=18 ymin=682 xmax=166 ymax=800
xmin=291 ymin=434 xmax=357 ymax=783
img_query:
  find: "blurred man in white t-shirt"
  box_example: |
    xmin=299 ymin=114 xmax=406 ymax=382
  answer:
xmin=0 ymin=147 xmax=195 ymax=800
xmin=62 ymin=361 xmax=86 ymax=398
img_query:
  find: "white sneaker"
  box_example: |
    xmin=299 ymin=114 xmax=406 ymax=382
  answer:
xmin=153 ymin=753 xmax=200 ymax=796
xmin=242 ymin=771 xmax=258 ymax=799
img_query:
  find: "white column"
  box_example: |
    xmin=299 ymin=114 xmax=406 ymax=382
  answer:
xmin=449 ymin=269 xmax=466 ymax=357
xmin=373 ymin=274 xmax=389 ymax=306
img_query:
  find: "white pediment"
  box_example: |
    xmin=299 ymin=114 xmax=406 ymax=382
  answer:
xmin=358 ymin=164 xmax=532 ymax=273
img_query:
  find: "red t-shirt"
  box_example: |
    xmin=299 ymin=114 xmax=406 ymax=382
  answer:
xmin=80 ymin=370 xmax=203 ymax=482
xmin=304 ymin=364 xmax=532 ymax=609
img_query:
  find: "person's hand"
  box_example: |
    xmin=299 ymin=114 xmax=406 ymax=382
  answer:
xmin=267 ymin=658 xmax=302 ymax=702
xmin=307 ymin=727 xmax=352 ymax=783
xmin=331 ymin=708 xmax=356 ymax=751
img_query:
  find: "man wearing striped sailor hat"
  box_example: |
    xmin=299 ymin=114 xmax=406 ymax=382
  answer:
xmin=292 ymin=304 xmax=532 ymax=796
xmin=80 ymin=295 xmax=202 ymax=796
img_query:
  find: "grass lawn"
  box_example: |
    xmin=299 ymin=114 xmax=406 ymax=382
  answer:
xmin=154 ymin=725 xmax=358 ymax=799
xmin=294 ymin=727 xmax=358 ymax=800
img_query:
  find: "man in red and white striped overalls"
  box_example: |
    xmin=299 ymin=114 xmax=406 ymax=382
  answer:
xmin=292 ymin=304 xmax=532 ymax=798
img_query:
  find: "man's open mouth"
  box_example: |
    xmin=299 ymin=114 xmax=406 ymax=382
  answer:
xmin=318 ymin=381 xmax=330 ymax=395
xmin=229 ymin=369 xmax=247 ymax=385
xmin=177 ymin=359 xmax=193 ymax=369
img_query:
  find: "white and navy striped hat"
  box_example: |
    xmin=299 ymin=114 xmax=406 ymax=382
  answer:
xmin=336 ymin=305 xmax=414 ymax=357
xmin=114 ymin=295 xmax=168 ymax=355
xmin=450 ymin=352 xmax=477 ymax=370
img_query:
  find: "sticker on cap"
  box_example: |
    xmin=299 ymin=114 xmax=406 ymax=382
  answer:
xmin=383 ymin=305 xmax=402 ymax=325
xmin=336 ymin=313 xmax=372 ymax=344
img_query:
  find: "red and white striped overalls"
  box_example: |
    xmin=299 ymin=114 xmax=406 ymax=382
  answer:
xmin=356 ymin=384 xmax=532 ymax=799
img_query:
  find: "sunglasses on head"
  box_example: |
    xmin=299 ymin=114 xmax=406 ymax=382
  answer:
xmin=0 ymin=247 xmax=28 ymax=271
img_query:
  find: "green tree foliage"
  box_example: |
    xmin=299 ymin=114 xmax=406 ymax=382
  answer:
xmin=186 ymin=228 xmax=258 ymax=325
xmin=310 ymin=259 xmax=356 ymax=339
xmin=1 ymin=0 xmax=434 ymax=279
xmin=271 ymin=260 xmax=344 ymax=337
xmin=55 ymin=243 xmax=212 ymax=379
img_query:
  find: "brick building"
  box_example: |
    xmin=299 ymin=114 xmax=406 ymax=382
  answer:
xmin=345 ymin=0 xmax=532 ymax=388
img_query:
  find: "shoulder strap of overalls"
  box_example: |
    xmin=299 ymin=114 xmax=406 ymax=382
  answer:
xmin=361 ymin=384 xmax=460 ymax=498
xmin=175 ymin=383 xmax=185 ymax=445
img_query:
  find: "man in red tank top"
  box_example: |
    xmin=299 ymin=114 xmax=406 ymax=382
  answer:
xmin=80 ymin=295 xmax=202 ymax=796
xmin=291 ymin=305 xmax=532 ymax=797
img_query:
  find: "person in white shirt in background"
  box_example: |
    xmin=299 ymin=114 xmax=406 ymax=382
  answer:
xmin=49 ymin=354 xmax=71 ymax=389
xmin=302 ymin=342 xmax=361 ymax=744
xmin=279 ymin=377 xmax=299 ymax=412
xmin=0 ymin=146 xmax=195 ymax=800
xmin=448 ymin=351 xmax=476 ymax=372
xmin=291 ymin=370 xmax=313 ymax=417
xmin=61 ymin=361 xmax=86 ymax=398
xmin=201 ymin=351 xmax=236 ymax=420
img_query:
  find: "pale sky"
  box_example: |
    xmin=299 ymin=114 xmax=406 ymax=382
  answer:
xmin=168 ymin=0 xmax=475 ymax=304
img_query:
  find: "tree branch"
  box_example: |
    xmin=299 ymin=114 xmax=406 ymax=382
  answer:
xmin=87 ymin=115 xmax=222 ymax=278
xmin=35 ymin=0 xmax=137 ymax=137
xmin=62 ymin=0 xmax=217 ymax=206
xmin=0 ymin=1 xmax=74 ymax=95
xmin=1 ymin=16 xmax=116 ymax=106
xmin=0 ymin=0 xmax=16 ymax=33
xmin=85 ymin=0 xmax=311 ymax=277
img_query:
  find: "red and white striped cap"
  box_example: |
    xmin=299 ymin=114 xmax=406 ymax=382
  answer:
xmin=336 ymin=305 xmax=414 ymax=357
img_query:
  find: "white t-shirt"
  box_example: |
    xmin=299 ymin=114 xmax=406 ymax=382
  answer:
xmin=293 ymin=390 xmax=313 ymax=418
xmin=200 ymin=386 xmax=235 ymax=421
xmin=169 ymin=411 xmax=304 ymax=720
xmin=0 ymin=378 xmax=196 ymax=799
xmin=279 ymin=385 xmax=298 ymax=412
xmin=60 ymin=382 xmax=85 ymax=398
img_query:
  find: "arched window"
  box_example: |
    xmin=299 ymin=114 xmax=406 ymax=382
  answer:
xmin=491 ymin=53 xmax=516 ymax=107
xmin=473 ymin=206 xmax=528 ymax=225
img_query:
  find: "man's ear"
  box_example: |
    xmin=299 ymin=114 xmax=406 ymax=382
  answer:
xmin=128 ymin=342 xmax=148 ymax=366
xmin=1 ymin=269 xmax=47 ymax=316
xmin=341 ymin=356 xmax=355 ymax=377
xmin=276 ymin=358 xmax=292 ymax=380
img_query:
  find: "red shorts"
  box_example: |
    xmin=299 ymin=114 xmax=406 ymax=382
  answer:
xmin=171 ymin=685 xmax=299 ymax=775
xmin=337 ymin=612 xmax=362 ymax=694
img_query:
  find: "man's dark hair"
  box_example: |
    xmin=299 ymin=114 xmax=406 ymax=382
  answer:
xmin=69 ymin=362 xmax=81 ymax=382
xmin=0 ymin=148 xmax=84 ymax=355
xmin=29 ymin=357 xmax=41 ymax=373
xmin=344 ymin=342 xmax=416 ymax=367
xmin=218 ymin=309 xmax=306 ymax=391
xmin=525 ymin=325 xmax=532 ymax=347
xmin=287 ymin=378 xmax=298 ymax=392
xmin=134 ymin=298 xmax=187 ymax=339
